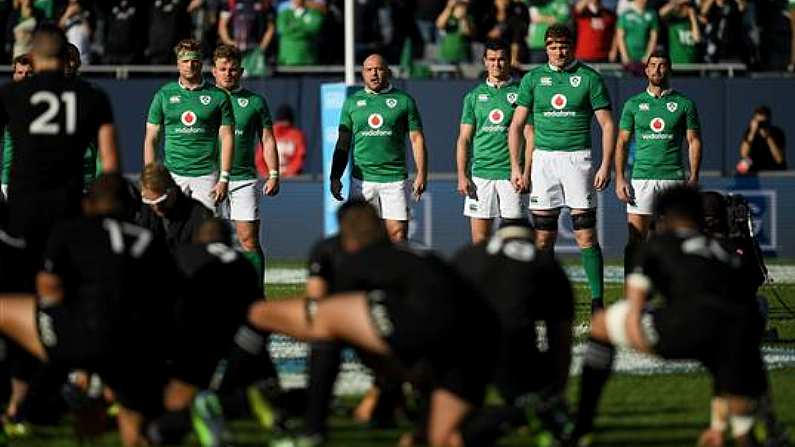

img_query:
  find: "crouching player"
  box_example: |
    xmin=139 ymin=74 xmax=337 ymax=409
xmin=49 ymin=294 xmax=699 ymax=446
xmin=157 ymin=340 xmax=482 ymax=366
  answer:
xmin=452 ymin=220 xmax=575 ymax=445
xmin=0 ymin=174 xmax=178 ymax=446
xmin=245 ymin=200 xmax=499 ymax=446
xmin=572 ymin=185 xmax=785 ymax=447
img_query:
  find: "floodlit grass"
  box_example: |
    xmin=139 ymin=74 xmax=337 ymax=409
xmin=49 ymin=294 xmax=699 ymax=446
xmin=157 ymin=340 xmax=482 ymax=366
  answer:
xmin=12 ymin=272 xmax=795 ymax=446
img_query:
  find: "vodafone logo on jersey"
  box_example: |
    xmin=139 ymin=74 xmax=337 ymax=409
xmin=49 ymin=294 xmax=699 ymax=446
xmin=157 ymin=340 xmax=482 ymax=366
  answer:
xmin=650 ymin=117 xmax=666 ymax=133
xmin=488 ymin=109 xmax=504 ymax=124
xmin=551 ymin=94 xmax=567 ymax=110
xmin=368 ymin=113 xmax=384 ymax=129
xmin=181 ymin=111 xmax=197 ymax=126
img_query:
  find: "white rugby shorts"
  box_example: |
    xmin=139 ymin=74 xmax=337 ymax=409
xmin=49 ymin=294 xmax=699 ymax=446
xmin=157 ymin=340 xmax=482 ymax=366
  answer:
xmin=529 ymin=149 xmax=596 ymax=210
xmin=350 ymin=178 xmax=410 ymax=221
xmin=463 ymin=177 xmax=527 ymax=219
xmin=219 ymin=179 xmax=261 ymax=221
xmin=626 ymin=179 xmax=684 ymax=215
xmin=170 ymin=171 xmax=219 ymax=212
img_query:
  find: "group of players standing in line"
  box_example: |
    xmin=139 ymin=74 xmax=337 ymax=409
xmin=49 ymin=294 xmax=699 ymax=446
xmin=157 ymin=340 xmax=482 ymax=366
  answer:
xmin=0 ymin=19 xmax=786 ymax=447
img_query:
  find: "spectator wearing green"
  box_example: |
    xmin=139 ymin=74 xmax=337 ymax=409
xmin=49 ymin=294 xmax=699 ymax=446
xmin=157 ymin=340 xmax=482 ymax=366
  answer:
xmin=0 ymin=54 xmax=33 ymax=201
xmin=616 ymin=0 xmax=659 ymax=64
xmin=435 ymin=0 xmax=474 ymax=63
xmin=276 ymin=0 xmax=324 ymax=66
xmin=527 ymin=0 xmax=571 ymax=63
xmin=143 ymin=39 xmax=236 ymax=212
xmin=659 ymin=0 xmax=702 ymax=64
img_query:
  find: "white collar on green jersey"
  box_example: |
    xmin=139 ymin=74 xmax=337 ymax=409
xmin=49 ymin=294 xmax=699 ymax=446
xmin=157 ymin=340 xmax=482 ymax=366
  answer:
xmin=547 ymin=60 xmax=578 ymax=72
xmin=646 ymin=87 xmax=673 ymax=98
xmin=364 ymin=84 xmax=393 ymax=95
xmin=486 ymin=77 xmax=514 ymax=88
xmin=179 ymin=78 xmax=206 ymax=91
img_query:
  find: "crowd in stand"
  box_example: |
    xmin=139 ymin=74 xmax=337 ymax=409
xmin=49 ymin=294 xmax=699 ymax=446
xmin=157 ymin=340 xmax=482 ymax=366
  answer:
xmin=0 ymin=0 xmax=793 ymax=74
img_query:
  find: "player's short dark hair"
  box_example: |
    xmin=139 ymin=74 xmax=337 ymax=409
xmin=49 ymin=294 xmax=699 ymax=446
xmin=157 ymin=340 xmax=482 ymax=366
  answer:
xmin=483 ymin=39 xmax=510 ymax=59
xmin=337 ymin=199 xmax=387 ymax=246
xmin=174 ymin=38 xmax=203 ymax=58
xmin=140 ymin=163 xmax=177 ymax=194
xmin=275 ymin=104 xmax=294 ymax=123
xmin=12 ymin=53 xmax=32 ymax=68
xmin=701 ymin=191 xmax=728 ymax=237
xmin=194 ymin=218 xmax=232 ymax=245
xmin=753 ymin=105 xmax=771 ymax=118
xmin=544 ymin=25 xmax=574 ymax=45
xmin=85 ymin=173 xmax=136 ymax=217
xmin=31 ymin=24 xmax=68 ymax=61
xmin=646 ymin=49 xmax=671 ymax=66
xmin=653 ymin=184 xmax=704 ymax=227
xmin=213 ymin=44 xmax=242 ymax=66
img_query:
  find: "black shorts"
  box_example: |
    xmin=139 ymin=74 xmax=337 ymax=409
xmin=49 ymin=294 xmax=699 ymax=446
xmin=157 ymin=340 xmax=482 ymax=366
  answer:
xmin=36 ymin=302 xmax=107 ymax=367
xmin=366 ymin=289 xmax=497 ymax=405
xmin=652 ymin=301 xmax=766 ymax=397
xmin=168 ymin=295 xmax=254 ymax=387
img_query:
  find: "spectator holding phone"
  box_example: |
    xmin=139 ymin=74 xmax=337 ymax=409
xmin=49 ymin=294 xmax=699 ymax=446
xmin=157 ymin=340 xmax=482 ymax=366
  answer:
xmin=737 ymin=105 xmax=787 ymax=174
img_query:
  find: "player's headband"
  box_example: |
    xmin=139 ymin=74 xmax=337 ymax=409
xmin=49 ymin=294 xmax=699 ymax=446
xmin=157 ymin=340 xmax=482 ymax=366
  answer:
xmin=141 ymin=189 xmax=171 ymax=205
xmin=178 ymin=50 xmax=202 ymax=62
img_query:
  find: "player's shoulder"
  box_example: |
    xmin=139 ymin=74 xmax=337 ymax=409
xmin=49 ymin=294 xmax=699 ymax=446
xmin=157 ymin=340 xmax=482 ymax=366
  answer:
xmin=623 ymin=91 xmax=646 ymax=106
xmin=574 ymin=61 xmax=603 ymax=78
xmin=523 ymin=65 xmax=548 ymax=81
xmin=155 ymin=81 xmax=180 ymax=94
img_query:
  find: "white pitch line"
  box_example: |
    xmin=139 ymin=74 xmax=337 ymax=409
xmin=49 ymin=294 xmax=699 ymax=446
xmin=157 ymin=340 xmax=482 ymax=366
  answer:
xmin=267 ymin=266 xmax=795 ymax=285
xmin=269 ymin=336 xmax=795 ymax=395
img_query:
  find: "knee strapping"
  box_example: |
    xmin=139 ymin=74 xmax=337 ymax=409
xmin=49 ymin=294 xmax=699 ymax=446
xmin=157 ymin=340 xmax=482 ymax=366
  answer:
xmin=304 ymin=297 xmax=319 ymax=326
xmin=532 ymin=213 xmax=559 ymax=231
xmin=572 ymin=211 xmax=597 ymax=230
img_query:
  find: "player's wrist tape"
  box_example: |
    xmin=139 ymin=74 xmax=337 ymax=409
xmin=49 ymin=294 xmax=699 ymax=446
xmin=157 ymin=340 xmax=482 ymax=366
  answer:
xmin=219 ymin=171 xmax=230 ymax=183
xmin=626 ymin=273 xmax=651 ymax=292
xmin=269 ymin=170 xmax=279 ymax=179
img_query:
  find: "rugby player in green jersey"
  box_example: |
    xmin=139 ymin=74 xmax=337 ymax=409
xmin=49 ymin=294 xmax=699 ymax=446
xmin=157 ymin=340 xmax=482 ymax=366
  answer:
xmin=330 ymin=54 xmax=428 ymax=241
xmin=144 ymin=39 xmax=235 ymax=212
xmin=508 ymin=24 xmax=616 ymax=312
xmin=1 ymin=54 xmax=34 ymax=201
xmin=615 ymin=50 xmax=701 ymax=269
xmin=457 ymin=39 xmax=530 ymax=243
xmin=212 ymin=44 xmax=279 ymax=286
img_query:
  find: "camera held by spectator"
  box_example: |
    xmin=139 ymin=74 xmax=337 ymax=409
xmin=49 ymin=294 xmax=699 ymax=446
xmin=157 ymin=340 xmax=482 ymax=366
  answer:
xmin=736 ymin=105 xmax=787 ymax=174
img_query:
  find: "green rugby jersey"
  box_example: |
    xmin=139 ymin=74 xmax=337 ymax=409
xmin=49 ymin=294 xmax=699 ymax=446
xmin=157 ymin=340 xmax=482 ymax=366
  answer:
xmin=667 ymin=16 xmax=700 ymax=64
xmin=147 ymin=81 xmax=235 ymax=177
xmin=2 ymin=130 xmax=12 ymax=185
xmin=460 ymin=79 xmax=522 ymax=179
xmin=226 ymin=88 xmax=273 ymax=181
xmin=516 ymin=61 xmax=611 ymax=151
xmin=619 ymin=89 xmax=699 ymax=180
xmin=618 ymin=8 xmax=659 ymax=62
xmin=339 ymin=86 xmax=423 ymax=182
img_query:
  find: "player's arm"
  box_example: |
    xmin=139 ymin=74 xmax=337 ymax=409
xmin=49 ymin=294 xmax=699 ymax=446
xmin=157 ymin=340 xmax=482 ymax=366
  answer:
xmin=144 ymin=92 xmax=165 ymax=165
xmin=329 ymin=128 xmax=352 ymax=201
xmin=97 ymin=124 xmax=120 ymax=173
xmin=261 ymin=126 xmax=280 ymax=196
xmin=214 ymin=123 xmax=234 ymax=203
xmin=522 ymin=123 xmax=534 ymax=192
xmin=456 ymin=123 xmax=474 ymax=197
xmin=593 ymin=108 xmax=616 ymax=191
xmin=686 ymin=129 xmax=702 ymax=185
xmin=409 ymin=129 xmax=428 ymax=200
xmin=36 ymin=271 xmax=64 ymax=305
xmin=508 ymin=105 xmax=530 ymax=192
xmin=615 ymin=28 xmax=631 ymax=64
xmin=624 ymin=272 xmax=654 ymax=353
xmin=614 ymin=129 xmax=633 ymax=203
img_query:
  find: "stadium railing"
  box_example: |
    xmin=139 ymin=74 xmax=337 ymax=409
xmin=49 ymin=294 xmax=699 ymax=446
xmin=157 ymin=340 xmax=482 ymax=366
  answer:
xmin=0 ymin=62 xmax=757 ymax=79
